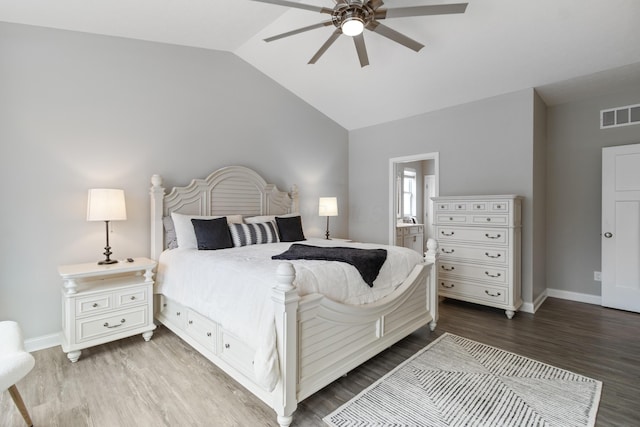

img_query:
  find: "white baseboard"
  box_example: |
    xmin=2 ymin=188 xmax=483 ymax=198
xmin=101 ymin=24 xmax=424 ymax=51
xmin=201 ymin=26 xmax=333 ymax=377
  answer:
xmin=25 ymin=332 xmax=61 ymax=353
xmin=520 ymin=290 xmax=549 ymax=314
xmin=546 ymin=288 xmax=601 ymax=306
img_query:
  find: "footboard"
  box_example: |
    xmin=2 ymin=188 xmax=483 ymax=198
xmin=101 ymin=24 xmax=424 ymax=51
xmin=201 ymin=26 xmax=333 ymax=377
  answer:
xmin=296 ymin=262 xmax=432 ymax=400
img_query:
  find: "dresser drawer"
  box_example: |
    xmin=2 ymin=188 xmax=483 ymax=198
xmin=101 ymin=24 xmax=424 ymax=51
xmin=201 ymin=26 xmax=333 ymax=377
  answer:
xmin=439 ymin=261 xmax=508 ymax=285
xmin=437 ymin=215 xmax=468 ymax=224
xmin=116 ymin=286 xmax=148 ymax=308
xmin=437 ymin=227 xmax=508 ymax=245
xmin=76 ymin=307 xmax=148 ymax=343
xmin=76 ymin=294 xmax=111 ymax=316
xmin=438 ymin=279 xmax=509 ymax=305
xmin=220 ymin=330 xmax=255 ymax=378
xmin=186 ymin=309 xmax=217 ymax=353
xmin=439 ymin=244 xmax=508 ymax=266
xmin=471 ymin=215 xmax=508 ymax=225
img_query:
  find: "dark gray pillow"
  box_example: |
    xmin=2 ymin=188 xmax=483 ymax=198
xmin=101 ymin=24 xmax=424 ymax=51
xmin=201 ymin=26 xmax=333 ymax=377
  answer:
xmin=191 ymin=217 xmax=233 ymax=250
xmin=275 ymin=216 xmax=306 ymax=242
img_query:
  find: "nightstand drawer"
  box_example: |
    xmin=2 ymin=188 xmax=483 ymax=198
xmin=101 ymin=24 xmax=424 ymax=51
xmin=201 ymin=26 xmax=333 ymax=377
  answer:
xmin=116 ymin=287 xmax=148 ymax=308
xmin=76 ymin=307 xmax=148 ymax=343
xmin=76 ymin=295 xmax=111 ymax=316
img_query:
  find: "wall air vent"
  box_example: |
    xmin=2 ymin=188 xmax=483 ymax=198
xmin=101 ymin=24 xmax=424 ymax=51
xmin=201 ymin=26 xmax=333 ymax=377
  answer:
xmin=600 ymin=103 xmax=640 ymax=129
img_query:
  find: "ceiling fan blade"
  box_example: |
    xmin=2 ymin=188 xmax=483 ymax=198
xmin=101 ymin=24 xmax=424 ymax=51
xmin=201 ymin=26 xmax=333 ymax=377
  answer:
xmin=368 ymin=0 xmax=384 ymax=10
xmin=353 ymin=33 xmax=370 ymax=67
xmin=264 ymin=21 xmax=333 ymax=42
xmin=376 ymin=3 xmax=467 ymax=19
xmin=250 ymin=0 xmax=332 ymax=14
xmin=309 ymin=29 xmax=342 ymax=64
xmin=368 ymin=21 xmax=424 ymax=52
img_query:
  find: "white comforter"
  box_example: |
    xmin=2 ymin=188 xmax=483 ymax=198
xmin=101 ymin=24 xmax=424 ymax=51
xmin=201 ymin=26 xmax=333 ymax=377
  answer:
xmin=155 ymin=238 xmax=424 ymax=390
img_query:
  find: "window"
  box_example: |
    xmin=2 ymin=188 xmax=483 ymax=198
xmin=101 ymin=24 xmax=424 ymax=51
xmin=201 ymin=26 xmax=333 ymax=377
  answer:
xmin=403 ymin=169 xmax=417 ymax=218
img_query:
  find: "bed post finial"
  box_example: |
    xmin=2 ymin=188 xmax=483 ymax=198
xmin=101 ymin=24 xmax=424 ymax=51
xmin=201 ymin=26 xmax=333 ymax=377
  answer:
xmin=150 ymin=175 xmax=165 ymax=261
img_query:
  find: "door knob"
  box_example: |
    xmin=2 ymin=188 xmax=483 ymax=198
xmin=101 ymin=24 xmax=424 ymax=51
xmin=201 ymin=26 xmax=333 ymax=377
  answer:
xmin=604 ymin=232 xmax=613 ymax=238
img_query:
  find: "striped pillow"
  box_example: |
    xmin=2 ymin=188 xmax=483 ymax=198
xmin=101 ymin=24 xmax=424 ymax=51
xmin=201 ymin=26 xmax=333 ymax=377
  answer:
xmin=229 ymin=221 xmax=279 ymax=247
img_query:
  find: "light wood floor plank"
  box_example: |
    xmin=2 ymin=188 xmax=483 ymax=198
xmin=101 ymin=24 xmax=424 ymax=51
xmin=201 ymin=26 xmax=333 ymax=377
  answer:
xmin=1 ymin=297 xmax=639 ymax=426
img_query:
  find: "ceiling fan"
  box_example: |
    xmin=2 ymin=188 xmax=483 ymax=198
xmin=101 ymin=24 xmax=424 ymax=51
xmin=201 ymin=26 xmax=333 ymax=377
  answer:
xmin=249 ymin=0 xmax=468 ymax=67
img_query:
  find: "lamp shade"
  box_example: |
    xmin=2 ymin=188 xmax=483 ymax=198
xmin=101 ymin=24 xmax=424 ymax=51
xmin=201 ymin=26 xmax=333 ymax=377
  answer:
xmin=319 ymin=197 xmax=338 ymax=217
xmin=87 ymin=189 xmax=127 ymax=221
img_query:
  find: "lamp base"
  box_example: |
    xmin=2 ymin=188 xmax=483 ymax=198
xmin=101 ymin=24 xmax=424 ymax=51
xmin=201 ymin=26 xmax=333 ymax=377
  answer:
xmin=98 ymin=259 xmax=118 ymax=265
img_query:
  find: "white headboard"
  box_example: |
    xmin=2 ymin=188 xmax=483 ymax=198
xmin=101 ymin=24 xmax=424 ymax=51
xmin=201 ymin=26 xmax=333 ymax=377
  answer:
xmin=150 ymin=166 xmax=299 ymax=260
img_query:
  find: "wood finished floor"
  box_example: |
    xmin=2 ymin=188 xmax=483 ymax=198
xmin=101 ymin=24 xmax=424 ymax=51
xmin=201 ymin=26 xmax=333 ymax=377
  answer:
xmin=2 ymin=297 xmax=639 ymax=427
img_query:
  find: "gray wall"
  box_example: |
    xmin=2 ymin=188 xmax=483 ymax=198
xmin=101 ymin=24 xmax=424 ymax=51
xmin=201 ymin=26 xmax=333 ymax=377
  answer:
xmin=546 ymin=87 xmax=640 ymax=297
xmin=0 ymin=23 xmax=348 ymax=341
xmin=349 ymin=89 xmax=538 ymax=305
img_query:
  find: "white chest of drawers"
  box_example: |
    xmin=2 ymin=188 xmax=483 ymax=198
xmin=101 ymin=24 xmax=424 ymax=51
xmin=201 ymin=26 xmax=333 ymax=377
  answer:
xmin=432 ymin=195 xmax=523 ymax=318
xmin=58 ymin=258 xmax=157 ymax=362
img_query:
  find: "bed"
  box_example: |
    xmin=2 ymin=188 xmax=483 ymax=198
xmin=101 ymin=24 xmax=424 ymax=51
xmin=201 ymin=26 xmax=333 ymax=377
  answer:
xmin=150 ymin=166 xmax=439 ymax=427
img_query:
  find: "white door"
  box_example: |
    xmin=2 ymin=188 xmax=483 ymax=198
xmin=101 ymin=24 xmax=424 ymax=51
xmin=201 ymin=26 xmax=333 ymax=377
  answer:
xmin=602 ymin=143 xmax=640 ymax=312
xmin=423 ymin=175 xmax=436 ymax=241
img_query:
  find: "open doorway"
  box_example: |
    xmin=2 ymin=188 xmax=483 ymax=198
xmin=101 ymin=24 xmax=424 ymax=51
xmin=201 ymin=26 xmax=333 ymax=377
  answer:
xmin=388 ymin=153 xmax=440 ymax=247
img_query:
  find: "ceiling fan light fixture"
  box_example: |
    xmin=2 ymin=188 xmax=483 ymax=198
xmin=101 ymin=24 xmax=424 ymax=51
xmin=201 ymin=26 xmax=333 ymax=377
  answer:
xmin=341 ymin=17 xmax=364 ymax=36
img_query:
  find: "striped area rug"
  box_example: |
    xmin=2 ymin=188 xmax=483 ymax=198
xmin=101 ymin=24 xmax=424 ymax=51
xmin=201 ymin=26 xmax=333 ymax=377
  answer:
xmin=324 ymin=333 xmax=602 ymax=427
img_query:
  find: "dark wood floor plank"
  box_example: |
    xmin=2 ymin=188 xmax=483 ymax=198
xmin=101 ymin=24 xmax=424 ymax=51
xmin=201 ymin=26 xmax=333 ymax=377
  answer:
xmin=1 ymin=297 xmax=638 ymax=426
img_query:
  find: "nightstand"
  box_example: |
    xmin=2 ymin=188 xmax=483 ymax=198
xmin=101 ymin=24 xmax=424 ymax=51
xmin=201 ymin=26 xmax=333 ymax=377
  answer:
xmin=58 ymin=257 xmax=157 ymax=362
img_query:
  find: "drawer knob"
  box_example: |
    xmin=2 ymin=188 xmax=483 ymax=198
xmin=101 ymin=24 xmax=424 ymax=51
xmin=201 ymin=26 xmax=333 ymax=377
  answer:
xmin=486 ymin=218 xmax=491 ymax=222
xmin=485 ymin=271 xmax=502 ymax=278
xmin=485 ymin=233 xmax=501 ymax=239
xmin=188 ymin=320 xmax=193 ymax=324
xmin=441 ymin=265 xmax=455 ymax=271
xmin=207 ymin=332 xmax=212 ymax=337
xmin=225 ymin=343 xmax=230 ymax=349
xmin=485 ymin=252 xmax=501 ymax=259
xmin=485 ymin=290 xmax=502 ymax=297
xmin=130 ymin=296 xmax=136 ymax=300
xmin=441 ymin=231 xmax=455 ymax=237
xmin=440 ymin=282 xmax=454 ymax=289
xmin=103 ymin=319 xmax=126 ymax=329
xmin=92 ymin=303 xmax=98 ymax=308
xmin=176 ymin=311 xmax=181 ymax=316
xmin=449 ymin=217 xmax=453 ymax=221
xmin=442 ymin=248 xmax=455 ymax=254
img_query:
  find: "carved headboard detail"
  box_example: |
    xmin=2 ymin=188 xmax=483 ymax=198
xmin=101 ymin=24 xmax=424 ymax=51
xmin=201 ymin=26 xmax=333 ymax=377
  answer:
xmin=150 ymin=166 xmax=298 ymax=259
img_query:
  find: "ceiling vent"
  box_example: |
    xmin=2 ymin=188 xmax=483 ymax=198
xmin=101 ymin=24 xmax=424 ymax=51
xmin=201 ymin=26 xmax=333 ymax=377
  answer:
xmin=600 ymin=103 xmax=640 ymax=129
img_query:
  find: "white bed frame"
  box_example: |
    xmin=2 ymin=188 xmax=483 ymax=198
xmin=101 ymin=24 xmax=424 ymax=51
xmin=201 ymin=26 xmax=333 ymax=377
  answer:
xmin=150 ymin=166 xmax=438 ymax=427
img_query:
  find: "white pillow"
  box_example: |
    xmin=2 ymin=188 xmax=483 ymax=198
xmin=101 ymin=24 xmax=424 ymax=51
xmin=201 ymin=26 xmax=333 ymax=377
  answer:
xmin=244 ymin=212 xmax=300 ymax=224
xmin=171 ymin=212 xmax=243 ymax=249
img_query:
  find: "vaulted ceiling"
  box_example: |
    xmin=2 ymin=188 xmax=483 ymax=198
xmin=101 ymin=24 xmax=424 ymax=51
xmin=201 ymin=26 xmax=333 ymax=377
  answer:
xmin=3 ymin=0 xmax=640 ymax=130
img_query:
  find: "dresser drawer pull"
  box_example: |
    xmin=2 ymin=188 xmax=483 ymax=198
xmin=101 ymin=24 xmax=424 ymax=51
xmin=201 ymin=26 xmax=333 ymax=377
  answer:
xmin=441 ymin=266 xmax=455 ymax=271
xmin=225 ymin=343 xmax=230 ymax=349
xmin=207 ymin=332 xmax=212 ymax=337
xmin=92 ymin=303 xmax=99 ymax=308
xmin=449 ymin=217 xmax=453 ymax=221
xmin=176 ymin=311 xmax=181 ymax=316
xmin=485 ymin=271 xmax=502 ymax=278
xmin=441 ymin=231 xmax=455 ymax=237
xmin=485 ymin=233 xmax=501 ymax=239
xmin=130 ymin=296 xmax=136 ymax=300
xmin=188 ymin=320 xmax=193 ymax=324
xmin=103 ymin=319 xmax=126 ymax=329
xmin=485 ymin=218 xmax=491 ymax=222
xmin=440 ymin=282 xmax=454 ymax=289
xmin=485 ymin=252 xmax=501 ymax=259
xmin=485 ymin=290 xmax=502 ymax=297
xmin=442 ymin=248 xmax=455 ymax=254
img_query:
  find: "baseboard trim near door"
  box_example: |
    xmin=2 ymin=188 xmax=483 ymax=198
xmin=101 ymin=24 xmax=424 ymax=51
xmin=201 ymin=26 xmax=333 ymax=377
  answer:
xmin=546 ymin=288 xmax=601 ymax=306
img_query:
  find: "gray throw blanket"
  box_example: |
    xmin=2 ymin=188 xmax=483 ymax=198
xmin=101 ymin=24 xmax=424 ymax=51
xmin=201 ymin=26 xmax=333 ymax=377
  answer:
xmin=272 ymin=244 xmax=387 ymax=287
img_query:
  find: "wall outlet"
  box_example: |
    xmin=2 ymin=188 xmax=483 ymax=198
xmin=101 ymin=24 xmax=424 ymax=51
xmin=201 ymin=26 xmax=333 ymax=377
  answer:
xmin=594 ymin=271 xmax=602 ymax=282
